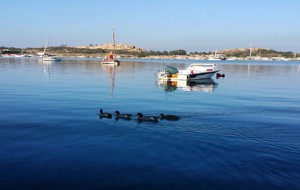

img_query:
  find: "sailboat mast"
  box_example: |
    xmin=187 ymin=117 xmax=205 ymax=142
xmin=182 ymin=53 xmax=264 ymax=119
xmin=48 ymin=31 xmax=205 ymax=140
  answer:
xmin=43 ymin=38 xmax=48 ymax=55
xmin=112 ymin=30 xmax=116 ymax=56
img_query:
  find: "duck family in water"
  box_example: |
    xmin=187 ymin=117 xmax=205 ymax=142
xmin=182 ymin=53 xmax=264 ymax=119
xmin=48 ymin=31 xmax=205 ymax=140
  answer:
xmin=99 ymin=109 xmax=180 ymax=122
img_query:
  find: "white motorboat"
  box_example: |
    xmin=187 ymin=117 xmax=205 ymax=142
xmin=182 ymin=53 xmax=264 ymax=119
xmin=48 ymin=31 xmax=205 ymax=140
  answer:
xmin=156 ymin=63 xmax=220 ymax=81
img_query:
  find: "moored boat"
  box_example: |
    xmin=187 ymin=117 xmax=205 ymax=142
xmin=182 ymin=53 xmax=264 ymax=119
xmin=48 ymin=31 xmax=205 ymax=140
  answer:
xmin=101 ymin=54 xmax=120 ymax=65
xmin=42 ymin=38 xmax=62 ymax=62
xmin=42 ymin=56 xmax=62 ymax=61
xmin=156 ymin=63 xmax=220 ymax=81
xmin=101 ymin=30 xmax=120 ymax=65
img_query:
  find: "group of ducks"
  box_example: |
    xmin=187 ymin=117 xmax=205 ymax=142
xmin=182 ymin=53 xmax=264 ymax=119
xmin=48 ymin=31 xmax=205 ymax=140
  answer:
xmin=99 ymin=109 xmax=180 ymax=122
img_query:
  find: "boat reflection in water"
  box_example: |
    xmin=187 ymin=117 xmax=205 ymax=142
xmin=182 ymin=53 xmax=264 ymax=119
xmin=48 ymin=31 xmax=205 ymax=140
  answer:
xmin=39 ymin=60 xmax=53 ymax=82
xmin=102 ymin=64 xmax=117 ymax=97
xmin=157 ymin=78 xmax=218 ymax=92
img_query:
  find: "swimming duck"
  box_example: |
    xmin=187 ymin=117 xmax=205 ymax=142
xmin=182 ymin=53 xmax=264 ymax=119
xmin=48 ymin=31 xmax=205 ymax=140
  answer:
xmin=136 ymin=113 xmax=159 ymax=122
xmin=99 ymin=109 xmax=112 ymax=118
xmin=160 ymin=113 xmax=180 ymax=120
xmin=115 ymin=111 xmax=132 ymax=119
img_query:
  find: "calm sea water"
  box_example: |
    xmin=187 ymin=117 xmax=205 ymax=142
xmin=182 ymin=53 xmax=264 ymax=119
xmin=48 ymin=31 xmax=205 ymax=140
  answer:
xmin=0 ymin=57 xmax=299 ymax=189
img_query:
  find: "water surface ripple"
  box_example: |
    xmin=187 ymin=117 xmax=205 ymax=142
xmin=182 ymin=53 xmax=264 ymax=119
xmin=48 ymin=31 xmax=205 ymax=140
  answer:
xmin=0 ymin=58 xmax=299 ymax=189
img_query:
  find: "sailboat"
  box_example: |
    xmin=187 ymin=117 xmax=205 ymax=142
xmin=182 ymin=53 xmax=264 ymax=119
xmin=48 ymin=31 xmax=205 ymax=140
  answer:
xmin=101 ymin=30 xmax=120 ymax=65
xmin=207 ymin=49 xmax=226 ymax=60
xmin=42 ymin=38 xmax=62 ymax=62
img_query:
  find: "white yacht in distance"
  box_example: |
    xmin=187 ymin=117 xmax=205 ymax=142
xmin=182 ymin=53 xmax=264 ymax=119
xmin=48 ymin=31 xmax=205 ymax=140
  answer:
xmin=42 ymin=38 xmax=62 ymax=62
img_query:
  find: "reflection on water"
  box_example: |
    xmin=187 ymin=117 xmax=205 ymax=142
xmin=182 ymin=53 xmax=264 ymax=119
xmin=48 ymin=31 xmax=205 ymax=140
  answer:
xmin=298 ymin=65 xmax=300 ymax=79
xmin=0 ymin=58 xmax=300 ymax=189
xmin=40 ymin=60 xmax=52 ymax=82
xmin=102 ymin=64 xmax=117 ymax=97
xmin=157 ymin=78 xmax=218 ymax=92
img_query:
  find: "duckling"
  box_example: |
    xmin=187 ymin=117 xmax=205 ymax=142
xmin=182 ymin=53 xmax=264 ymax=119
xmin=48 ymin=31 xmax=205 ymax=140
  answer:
xmin=136 ymin=113 xmax=159 ymax=122
xmin=115 ymin=111 xmax=132 ymax=119
xmin=99 ymin=109 xmax=112 ymax=118
xmin=160 ymin=113 xmax=180 ymax=120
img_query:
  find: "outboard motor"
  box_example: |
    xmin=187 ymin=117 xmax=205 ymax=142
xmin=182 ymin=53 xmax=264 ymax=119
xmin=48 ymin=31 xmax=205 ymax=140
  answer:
xmin=216 ymin=73 xmax=225 ymax=78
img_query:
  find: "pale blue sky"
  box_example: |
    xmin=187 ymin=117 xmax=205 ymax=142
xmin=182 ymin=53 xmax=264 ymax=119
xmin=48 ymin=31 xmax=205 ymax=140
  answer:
xmin=1 ymin=0 xmax=299 ymax=52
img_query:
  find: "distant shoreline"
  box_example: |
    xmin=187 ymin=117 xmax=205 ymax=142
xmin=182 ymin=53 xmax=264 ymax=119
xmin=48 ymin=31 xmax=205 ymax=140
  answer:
xmin=1 ymin=54 xmax=300 ymax=62
xmin=1 ymin=45 xmax=299 ymax=61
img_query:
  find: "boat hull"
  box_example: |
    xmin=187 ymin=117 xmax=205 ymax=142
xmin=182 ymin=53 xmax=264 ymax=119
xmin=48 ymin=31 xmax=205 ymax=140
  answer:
xmin=101 ymin=59 xmax=120 ymax=65
xmin=157 ymin=70 xmax=219 ymax=81
xmin=188 ymin=70 xmax=219 ymax=79
xmin=42 ymin=57 xmax=62 ymax=61
xmin=156 ymin=73 xmax=188 ymax=81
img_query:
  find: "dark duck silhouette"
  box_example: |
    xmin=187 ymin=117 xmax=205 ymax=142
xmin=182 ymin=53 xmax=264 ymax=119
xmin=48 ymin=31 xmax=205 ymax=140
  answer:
xmin=136 ymin=113 xmax=159 ymax=122
xmin=99 ymin=109 xmax=112 ymax=118
xmin=115 ymin=111 xmax=132 ymax=119
xmin=160 ymin=113 xmax=180 ymax=120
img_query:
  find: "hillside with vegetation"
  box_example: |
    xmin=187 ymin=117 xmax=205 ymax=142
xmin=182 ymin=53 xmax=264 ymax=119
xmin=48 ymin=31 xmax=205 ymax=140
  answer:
xmin=219 ymin=48 xmax=296 ymax=58
xmin=0 ymin=45 xmax=298 ymax=59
